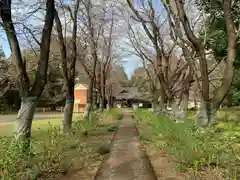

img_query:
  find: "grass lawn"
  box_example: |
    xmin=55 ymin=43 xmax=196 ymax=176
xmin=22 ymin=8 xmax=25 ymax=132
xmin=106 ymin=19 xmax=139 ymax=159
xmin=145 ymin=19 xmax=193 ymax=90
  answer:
xmin=134 ymin=109 xmax=240 ymax=180
xmin=0 ymin=113 xmax=83 ymax=137
xmin=0 ymin=119 xmax=63 ymax=137
xmin=0 ymin=109 xmax=122 ymax=180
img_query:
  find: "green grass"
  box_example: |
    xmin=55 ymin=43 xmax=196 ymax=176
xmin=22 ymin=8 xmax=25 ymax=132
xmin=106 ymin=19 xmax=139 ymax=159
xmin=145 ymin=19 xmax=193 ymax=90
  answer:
xmin=0 ymin=113 xmax=83 ymax=137
xmin=103 ymin=108 xmax=123 ymax=121
xmin=134 ymin=109 xmax=240 ymax=179
xmin=0 ymin=119 xmax=62 ymax=137
xmin=0 ymin=111 xmax=115 ymax=180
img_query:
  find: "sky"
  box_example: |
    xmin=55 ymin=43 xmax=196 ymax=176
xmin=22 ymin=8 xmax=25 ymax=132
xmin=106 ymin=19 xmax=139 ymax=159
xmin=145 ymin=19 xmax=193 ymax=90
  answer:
xmin=122 ymin=58 xmax=140 ymax=78
xmin=0 ymin=32 xmax=138 ymax=78
xmin=0 ymin=33 xmax=11 ymax=57
xmin=0 ymin=0 xmax=167 ymax=79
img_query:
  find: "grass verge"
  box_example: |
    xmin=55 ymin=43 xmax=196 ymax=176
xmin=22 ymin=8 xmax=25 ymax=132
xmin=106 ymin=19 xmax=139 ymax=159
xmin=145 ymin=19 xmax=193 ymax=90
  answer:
xmin=134 ymin=109 xmax=240 ymax=180
xmin=103 ymin=108 xmax=123 ymax=121
xmin=0 ymin=111 xmax=118 ymax=180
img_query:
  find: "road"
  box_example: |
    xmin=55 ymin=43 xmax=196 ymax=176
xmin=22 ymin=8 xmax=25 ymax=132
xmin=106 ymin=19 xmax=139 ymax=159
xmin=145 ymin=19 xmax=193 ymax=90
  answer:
xmin=0 ymin=112 xmax=64 ymax=124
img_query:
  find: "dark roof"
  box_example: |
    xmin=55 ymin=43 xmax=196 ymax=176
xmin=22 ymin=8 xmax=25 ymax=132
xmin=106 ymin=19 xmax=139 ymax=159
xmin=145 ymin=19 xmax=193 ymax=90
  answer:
xmin=115 ymin=86 xmax=143 ymax=100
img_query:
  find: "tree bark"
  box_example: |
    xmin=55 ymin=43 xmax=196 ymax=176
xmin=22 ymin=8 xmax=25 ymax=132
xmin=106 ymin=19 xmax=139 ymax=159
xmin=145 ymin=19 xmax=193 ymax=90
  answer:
xmin=180 ymin=91 xmax=189 ymax=120
xmin=63 ymin=94 xmax=74 ymax=132
xmin=15 ymin=97 xmax=38 ymax=150
xmin=100 ymin=72 xmax=106 ymax=111
xmin=174 ymin=0 xmax=210 ymax=121
xmin=83 ymin=79 xmax=94 ymax=120
xmin=159 ymin=87 xmax=167 ymax=111
xmin=211 ymin=0 xmax=237 ymax=108
xmin=108 ymin=84 xmax=114 ymax=109
xmin=196 ymin=101 xmax=217 ymax=127
xmin=83 ymin=0 xmax=97 ymax=119
xmin=169 ymin=98 xmax=178 ymax=120
xmin=174 ymin=0 xmax=210 ymax=104
xmin=54 ymin=0 xmax=80 ymax=131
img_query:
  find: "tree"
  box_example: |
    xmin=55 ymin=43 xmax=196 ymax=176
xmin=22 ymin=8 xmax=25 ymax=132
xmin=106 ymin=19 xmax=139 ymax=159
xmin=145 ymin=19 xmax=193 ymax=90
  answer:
xmin=126 ymin=0 xmax=193 ymax=119
xmin=98 ymin=7 xmax=115 ymax=111
xmin=196 ymin=0 xmax=240 ymax=107
xmin=54 ymin=0 xmax=80 ymax=132
xmin=0 ymin=0 xmax=55 ymax=146
xmin=196 ymin=0 xmax=240 ymax=64
xmin=80 ymin=0 xmax=99 ymax=119
xmin=173 ymin=0 xmax=237 ymax=127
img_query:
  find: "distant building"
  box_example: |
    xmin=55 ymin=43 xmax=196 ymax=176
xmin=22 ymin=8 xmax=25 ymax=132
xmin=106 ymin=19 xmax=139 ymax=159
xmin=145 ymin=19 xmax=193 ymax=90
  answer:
xmin=114 ymin=86 xmax=151 ymax=108
xmin=73 ymin=83 xmax=88 ymax=113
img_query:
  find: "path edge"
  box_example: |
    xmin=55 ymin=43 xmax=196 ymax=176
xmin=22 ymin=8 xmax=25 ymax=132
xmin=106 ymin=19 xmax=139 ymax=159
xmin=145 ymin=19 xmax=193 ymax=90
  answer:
xmin=132 ymin=112 xmax=159 ymax=180
xmin=93 ymin=117 xmax=122 ymax=180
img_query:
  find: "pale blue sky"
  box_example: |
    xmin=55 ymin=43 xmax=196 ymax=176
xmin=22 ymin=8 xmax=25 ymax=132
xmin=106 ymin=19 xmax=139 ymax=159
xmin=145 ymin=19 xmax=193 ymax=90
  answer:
xmin=0 ymin=0 xmax=164 ymax=79
xmin=0 ymin=33 xmax=10 ymax=57
xmin=0 ymin=32 xmax=138 ymax=78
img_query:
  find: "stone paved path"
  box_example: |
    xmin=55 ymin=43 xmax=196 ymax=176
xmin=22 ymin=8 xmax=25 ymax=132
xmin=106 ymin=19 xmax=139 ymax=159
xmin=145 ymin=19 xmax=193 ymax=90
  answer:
xmin=95 ymin=112 xmax=157 ymax=180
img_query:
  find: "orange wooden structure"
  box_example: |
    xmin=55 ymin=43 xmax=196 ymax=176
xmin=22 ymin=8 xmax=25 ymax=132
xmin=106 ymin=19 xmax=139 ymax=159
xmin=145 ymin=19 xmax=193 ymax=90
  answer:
xmin=73 ymin=83 xmax=88 ymax=113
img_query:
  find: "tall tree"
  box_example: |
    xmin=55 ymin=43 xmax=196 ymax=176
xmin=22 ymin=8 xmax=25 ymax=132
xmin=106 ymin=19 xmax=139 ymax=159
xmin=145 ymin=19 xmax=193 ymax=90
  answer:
xmin=173 ymin=0 xmax=237 ymax=126
xmin=126 ymin=0 xmax=191 ymax=119
xmin=82 ymin=0 xmax=98 ymax=119
xmin=98 ymin=8 xmax=115 ymax=111
xmin=54 ymin=0 xmax=80 ymax=132
xmin=196 ymin=0 xmax=240 ymax=107
xmin=0 ymin=0 xmax=55 ymax=145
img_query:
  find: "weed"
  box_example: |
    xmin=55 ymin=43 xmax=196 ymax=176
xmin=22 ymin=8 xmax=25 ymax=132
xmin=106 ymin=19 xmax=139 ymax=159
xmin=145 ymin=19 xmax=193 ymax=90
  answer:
xmin=0 ymin=112 xmax=102 ymax=180
xmin=107 ymin=124 xmax=118 ymax=132
xmin=96 ymin=143 xmax=110 ymax=155
xmin=133 ymin=109 xmax=240 ymax=179
xmin=103 ymin=108 xmax=123 ymax=120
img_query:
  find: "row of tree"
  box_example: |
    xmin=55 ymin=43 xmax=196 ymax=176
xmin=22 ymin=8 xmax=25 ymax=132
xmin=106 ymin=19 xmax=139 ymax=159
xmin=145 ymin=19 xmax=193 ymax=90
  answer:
xmin=0 ymin=0 xmax=129 ymax=148
xmin=126 ymin=0 xmax=239 ymax=127
xmin=0 ymin=0 xmax=238 ymax=148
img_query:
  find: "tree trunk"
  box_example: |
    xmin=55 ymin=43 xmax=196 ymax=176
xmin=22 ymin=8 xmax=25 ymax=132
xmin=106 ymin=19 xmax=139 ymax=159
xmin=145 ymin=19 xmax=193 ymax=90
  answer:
xmin=169 ymin=98 xmax=179 ymax=120
xmin=92 ymin=81 xmax=97 ymax=109
xmin=63 ymin=95 xmax=74 ymax=133
xmin=15 ymin=97 xmax=38 ymax=149
xmin=158 ymin=88 xmax=167 ymax=114
xmin=50 ymin=104 xmax=56 ymax=111
xmin=109 ymin=95 xmax=113 ymax=109
xmin=159 ymin=94 xmax=166 ymax=111
xmin=93 ymin=91 xmax=98 ymax=109
xmin=83 ymin=79 xmax=93 ymax=120
xmin=97 ymin=91 xmax=100 ymax=108
xmin=151 ymin=89 xmax=159 ymax=113
xmin=107 ymin=94 xmax=111 ymax=110
xmin=100 ymin=94 xmax=105 ymax=111
xmin=196 ymin=101 xmax=217 ymax=128
xmin=83 ymin=103 xmax=91 ymax=120
xmin=152 ymin=101 xmax=158 ymax=113
xmin=180 ymin=91 xmax=189 ymax=120
xmin=100 ymin=69 xmax=106 ymax=111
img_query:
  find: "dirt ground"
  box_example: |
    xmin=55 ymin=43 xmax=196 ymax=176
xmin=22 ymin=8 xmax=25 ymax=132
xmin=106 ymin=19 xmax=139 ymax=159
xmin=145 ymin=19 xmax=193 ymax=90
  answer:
xmin=143 ymin=143 xmax=185 ymax=180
